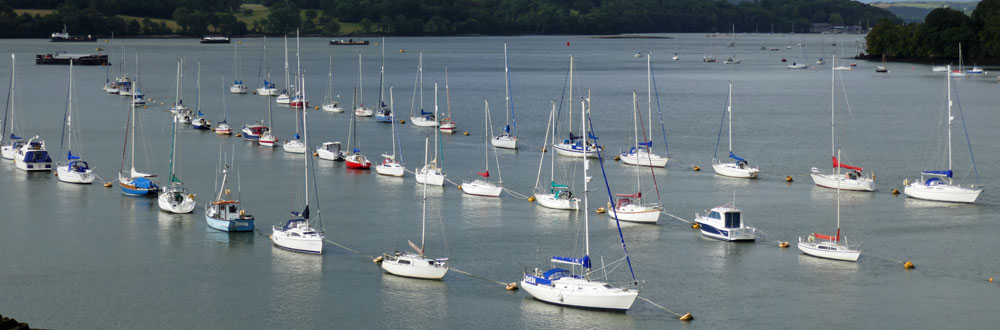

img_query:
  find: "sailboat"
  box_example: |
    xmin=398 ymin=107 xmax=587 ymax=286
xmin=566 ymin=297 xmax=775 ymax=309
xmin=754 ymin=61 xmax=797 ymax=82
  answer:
xmin=282 ymin=62 xmax=306 ymax=154
xmin=810 ymin=54 xmax=873 ymax=191
xmin=56 ymin=62 xmax=94 ymax=183
xmin=903 ymin=65 xmax=982 ymax=203
xmin=206 ymin=158 xmax=255 ymax=232
xmin=342 ymin=87 xmax=371 ymax=169
xmin=375 ymin=87 xmax=405 ymax=177
xmin=492 ymin=43 xmax=517 ymax=149
xmin=521 ymin=94 xmax=639 ymax=310
xmin=375 ymin=38 xmax=393 ymax=122
xmin=321 ymin=55 xmax=342 ymax=112
xmin=723 ymin=25 xmax=741 ymax=64
xmin=875 ymin=54 xmax=889 ymax=73
xmin=414 ymin=83 xmax=446 ymax=186
xmin=798 ymin=150 xmax=861 ymax=262
xmin=816 ymin=37 xmax=826 ymax=65
xmin=354 ymin=53 xmax=373 ymax=117
xmin=172 ymin=59 xmax=194 ymax=124
xmin=1 ymin=54 xmax=25 ymax=160
xmin=712 ymin=82 xmax=759 ymax=179
xmin=672 ymin=36 xmax=679 ymax=61
xmin=408 ymin=53 xmax=437 ymax=127
xmin=609 ymin=91 xmax=663 ymax=223
xmin=379 ymin=136 xmax=449 ymax=279
xmin=950 ymin=44 xmax=966 ymax=78
xmin=461 ymin=99 xmax=503 ymax=197
xmin=438 ymin=68 xmax=457 ymax=133
xmin=158 ymin=98 xmax=196 ymax=214
xmin=787 ymin=42 xmax=809 ymax=69
xmin=119 ymin=86 xmax=159 ymax=196
xmin=256 ymin=36 xmax=279 ymax=96
xmin=533 ymin=101 xmax=580 ymax=211
xmin=215 ymin=73 xmax=232 ymax=135
xmin=316 ymin=88 xmax=347 ymax=161
xmin=271 ymin=72 xmax=324 ymax=255
xmin=191 ymin=61 xmax=212 ymax=130
xmin=276 ymin=36 xmax=293 ymax=105
xmin=553 ymin=56 xmax=600 ymax=158
xmin=288 ymin=31 xmax=309 ymax=109
xmin=229 ymin=40 xmax=248 ymax=94
xmin=130 ymin=54 xmax=145 ymax=106
xmin=242 ymin=72 xmax=270 ymax=141
xmin=620 ymin=54 xmax=667 ymax=167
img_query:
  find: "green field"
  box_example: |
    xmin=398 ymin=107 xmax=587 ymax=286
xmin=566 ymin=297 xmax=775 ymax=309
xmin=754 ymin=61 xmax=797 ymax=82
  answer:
xmin=13 ymin=9 xmax=56 ymax=16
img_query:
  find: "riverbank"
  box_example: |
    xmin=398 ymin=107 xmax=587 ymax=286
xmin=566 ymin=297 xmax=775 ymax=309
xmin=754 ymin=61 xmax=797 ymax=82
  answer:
xmin=856 ymin=53 xmax=1000 ymax=66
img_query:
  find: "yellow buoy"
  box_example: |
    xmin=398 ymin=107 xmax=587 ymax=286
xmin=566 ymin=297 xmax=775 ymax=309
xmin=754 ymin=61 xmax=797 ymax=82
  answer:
xmin=313 ymin=152 xmax=319 ymax=156
xmin=990 ymin=277 xmax=994 ymax=283
xmin=692 ymin=223 xmax=700 ymax=229
xmin=399 ymin=120 xmax=406 ymax=124
xmin=373 ymin=256 xmax=384 ymax=264
xmin=314 ymin=106 xmax=319 ymax=110
xmin=457 ymin=185 xmax=463 ymax=190
xmin=528 ymin=196 xmax=536 ymax=202
xmin=903 ymin=261 xmax=914 ymax=269
xmin=779 ymin=242 xmax=789 ymax=248
xmin=103 ymin=182 xmax=112 ymax=188
xmin=541 ymin=147 xmax=546 ymax=152
xmin=679 ymin=313 xmax=694 ymax=321
xmin=506 ymin=282 xmax=518 ymax=290
xmin=464 ymin=131 xmax=469 ymax=136
xmin=693 ymin=165 xmax=700 ymax=171
xmin=399 ymin=49 xmax=405 ymax=53
xmin=614 ymin=155 xmax=621 ymax=161
xmin=786 ymin=176 xmax=793 ymax=182
xmin=236 ymin=133 xmax=242 ymax=137
xmin=237 ymin=41 xmax=242 ymax=44
xmin=596 ymin=207 xmax=606 ymax=214
xmin=96 ymin=47 xmax=103 ymax=51
xmin=104 ymin=40 xmax=109 ymax=43
xmin=891 ymin=189 xmax=899 ymax=195
xmin=188 ymin=194 xmax=195 ymax=200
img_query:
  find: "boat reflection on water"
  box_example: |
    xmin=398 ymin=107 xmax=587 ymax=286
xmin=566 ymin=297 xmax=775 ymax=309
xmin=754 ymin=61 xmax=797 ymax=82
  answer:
xmin=378 ymin=274 xmax=447 ymax=328
xmin=204 ymin=227 xmax=256 ymax=248
xmin=519 ymin=294 xmax=635 ymax=327
xmin=460 ymin=192 xmax=503 ymax=228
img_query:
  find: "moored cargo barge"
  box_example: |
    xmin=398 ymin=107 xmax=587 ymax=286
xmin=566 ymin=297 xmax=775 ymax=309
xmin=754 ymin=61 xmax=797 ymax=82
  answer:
xmin=35 ymin=53 xmax=109 ymax=65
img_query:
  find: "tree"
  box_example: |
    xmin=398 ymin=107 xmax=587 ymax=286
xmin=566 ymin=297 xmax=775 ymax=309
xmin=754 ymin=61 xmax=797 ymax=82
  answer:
xmin=360 ymin=17 xmax=372 ymax=33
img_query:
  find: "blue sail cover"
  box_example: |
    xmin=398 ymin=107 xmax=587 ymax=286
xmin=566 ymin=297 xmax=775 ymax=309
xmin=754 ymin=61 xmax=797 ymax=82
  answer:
xmin=353 ymin=148 xmax=360 ymax=153
xmin=504 ymin=125 xmax=511 ymax=133
xmin=729 ymin=151 xmax=745 ymax=162
xmin=551 ymin=255 xmax=591 ymax=268
xmin=301 ymin=205 xmax=309 ymax=220
xmin=197 ymin=111 xmax=204 ymax=116
xmin=9 ymin=134 xmax=21 ymax=140
xmin=67 ymin=151 xmax=80 ymax=160
xmin=282 ymin=218 xmax=306 ymax=230
xmin=294 ymin=133 xmax=301 ymax=140
xmin=639 ymin=141 xmax=652 ymax=147
xmin=420 ymin=109 xmax=433 ymax=115
xmin=921 ymin=170 xmax=952 ymax=178
xmin=568 ymin=132 xmax=581 ymax=141
xmin=132 ymin=177 xmax=156 ymax=189
xmin=588 ymin=132 xmax=598 ymax=140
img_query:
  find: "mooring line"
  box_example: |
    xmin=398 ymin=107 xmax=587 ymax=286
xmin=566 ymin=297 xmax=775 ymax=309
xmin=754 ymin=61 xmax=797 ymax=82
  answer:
xmin=636 ymin=296 xmax=692 ymax=321
xmin=660 ymin=210 xmax=691 ymax=224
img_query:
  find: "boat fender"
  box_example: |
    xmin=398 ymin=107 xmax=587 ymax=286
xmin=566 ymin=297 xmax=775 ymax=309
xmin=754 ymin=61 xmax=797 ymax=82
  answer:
xmin=785 ymin=176 xmax=793 ymax=182
xmin=314 ymin=106 xmax=319 ymax=110
xmin=679 ymin=313 xmax=694 ymax=321
xmin=541 ymin=147 xmax=546 ymax=152
xmin=693 ymin=166 xmax=700 ymax=171
xmin=399 ymin=49 xmax=405 ymax=53
xmin=527 ymin=196 xmax=535 ymax=202
xmin=691 ymin=223 xmax=700 ymax=229
xmin=506 ymin=282 xmax=519 ymax=290
xmin=235 ymin=133 xmax=242 ymax=137
xmin=779 ymin=241 xmax=789 ymax=248
xmin=891 ymin=189 xmax=899 ymax=195
xmin=372 ymin=255 xmax=384 ymax=264
xmin=312 ymin=152 xmax=319 ymax=156
xmin=903 ymin=261 xmax=914 ymax=269
xmin=53 ymin=172 xmax=57 ymax=176
xmin=188 ymin=194 xmax=195 ymax=200
xmin=808 ymin=235 xmax=815 ymax=243
xmin=239 ymin=209 xmax=245 ymax=216
xmin=596 ymin=207 xmax=606 ymax=214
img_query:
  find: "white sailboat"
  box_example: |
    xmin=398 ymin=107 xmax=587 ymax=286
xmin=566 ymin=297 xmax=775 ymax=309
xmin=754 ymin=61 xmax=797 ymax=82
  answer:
xmin=191 ymin=61 xmax=212 ymax=130
xmin=903 ymin=65 xmax=982 ymax=203
xmin=158 ymin=102 xmax=196 ymax=214
xmin=172 ymin=59 xmax=193 ymax=124
xmin=521 ymin=98 xmax=639 ymax=311
xmin=118 ymin=87 xmax=159 ymax=196
xmin=379 ymin=136 xmax=449 ymax=280
xmin=354 ymin=53 xmax=373 ymax=117
xmin=276 ymin=36 xmax=292 ymax=105
xmin=810 ymin=54 xmax=874 ymax=191
xmin=438 ymin=68 xmax=457 ymax=133
xmin=288 ymin=30 xmax=308 ymax=109
xmin=619 ymin=54 xmax=667 ymax=167
xmin=321 ymin=55 xmax=342 ymax=112
xmin=408 ymin=53 xmax=437 ymax=127
xmin=723 ymin=26 xmax=740 ymax=64
xmin=374 ymin=38 xmax=393 ymax=123
xmin=272 ymin=72 xmax=324 ymax=255
xmin=609 ymin=92 xmax=663 ymax=223
xmin=375 ymin=87 xmax=405 ymax=177
xmin=1 ymin=54 xmax=25 ymax=160
xmin=282 ymin=67 xmax=306 ymax=154
xmin=787 ymin=42 xmax=809 ymax=69
xmin=492 ymin=43 xmax=518 ymax=149
xmin=533 ymin=101 xmax=580 ymax=211
xmin=712 ymin=82 xmax=759 ymax=179
xmin=256 ymin=36 xmax=280 ymax=96
xmin=56 ymin=62 xmax=94 ymax=183
xmin=414 ymin=83 xmax=446 ymax=186
xmin=461 ymin=99 xmax=503 ymax=197
xmin=553 ymin=56 xmax=600 ymax=158
xmin=798 ymin=150 xmax=861 ymax=262
xmin=258 ymin=71 xmax=279 ymax=147
xmin=950 ymin=43 xmax=966 ymax=78
xmin=229 ymin=40 xmax=248 ymax=94
xmin=215 ymin=73 xmax=233 ymax=135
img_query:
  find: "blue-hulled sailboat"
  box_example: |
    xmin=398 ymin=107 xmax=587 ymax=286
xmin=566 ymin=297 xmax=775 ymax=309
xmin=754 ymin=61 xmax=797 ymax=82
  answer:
xmin=118 ymin=87 xmax=159 ymax=196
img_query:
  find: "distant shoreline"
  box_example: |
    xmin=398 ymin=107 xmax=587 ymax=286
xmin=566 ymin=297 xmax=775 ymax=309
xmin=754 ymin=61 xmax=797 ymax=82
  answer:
xmin=856 ymin=53 xmax=1000 ymax=66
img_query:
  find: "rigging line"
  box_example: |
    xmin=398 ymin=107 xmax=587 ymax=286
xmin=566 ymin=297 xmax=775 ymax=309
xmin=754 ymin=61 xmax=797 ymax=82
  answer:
xmin=950 ymin=82 xmax=980 ymax=184
xmin=712 ymin=90 xmax=727 ymax=160
xmin=634 ymin=91 xmax=661 ymax=201
xmin=1 ymin=59 xmax=12 ymax=140
xmin=309 ymin=152 xmax=325 ymax=232
xmin=636 ymin=296 xmax=686 ymax=318
xmin=59 ymin=66 xmax=71 ymax=162
xmin=649 ymin=63 xmax=669 ymax=155
xmin=555 ymin=62 xmax=571 ymax=135
xmin=586 ymin=111 xmax=637 ymax=284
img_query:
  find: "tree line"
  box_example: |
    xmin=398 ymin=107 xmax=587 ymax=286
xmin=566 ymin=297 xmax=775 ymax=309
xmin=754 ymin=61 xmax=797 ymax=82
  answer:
xmin=866 ymin=0 xmax=1000 ymax=59
xmin=1 ymin=0 xmax=896 ymax=38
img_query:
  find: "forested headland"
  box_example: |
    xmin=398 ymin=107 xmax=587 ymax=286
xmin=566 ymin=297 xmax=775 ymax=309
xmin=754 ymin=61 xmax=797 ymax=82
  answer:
xmin=0 ymin=0 xmax=897 ymax=38
xmin=866 ymin=0 xmax=1000 ymax=61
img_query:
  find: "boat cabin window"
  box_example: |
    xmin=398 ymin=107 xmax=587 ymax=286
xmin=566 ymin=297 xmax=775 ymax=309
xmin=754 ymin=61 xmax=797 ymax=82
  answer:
xmin=725 ymin=212 xmax=741 ymax=228
xmin=709 ymin=211 xmax=721 ymax=220
xmin=397 ymin=259 xmax=411 ymax=265
xmin=290 ymin=233 xmax=300 ymax=237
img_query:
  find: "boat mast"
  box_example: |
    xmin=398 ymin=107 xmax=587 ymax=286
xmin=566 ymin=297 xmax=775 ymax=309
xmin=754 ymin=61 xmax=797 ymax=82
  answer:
xmin=549 ymin=101 xmax=556 ymax=184
xmin=267 ymin=71 xmax=273 ymax=130
xmin=728 ymin=81 xmax=733 ymax=154
xmin=582 ymin=90 xmax=590 ymax=279
xmin=358 ymin=53 xmax=364 ymax=108
xmin=503 ymin=43 xmax=511 ymax=132
xmin=283 ymin=35 xmax=289 ymax=95
xmin=836 ymin=148 xmax=841 ymax=239
xmin=831 ymin=53 xmax=836 ymax=172
xmin=168 ymin=88 xmax=178 ymax=183
xmin=232 ymin=40 xmax=237 ymax=84
xmin=390 ymin=87 xmax=396 ymax=157
xmin=64 ymin=61 xmax=74 ymax=158
xmin=196 ymin=60 xmax=201 ymax=115
xmin=130 ymin=63 xmax=139 ymax=173
xmin=947 ymin=64 xmax=953 ymax=182
xmin=632 ymin=91 xmax=640 ymax=195
xmin=484 ymin=99 xmax=489 ymax=173
xmin=433 ymin=82 xmax=439 ymax=165
xmin=379 ymin=37 xmax=385 ymax=108
xmin=647 ymin=54 xmax=653 ymax=153
xmin=420 ymin=136 xmax=429 ymax=255
xmin=173 ymin=60 xmax=180 ymax=109
xmin=445 ymin=68 xmax=452 ymax=120
xmin=296 ymin=29 xmax=301 ymax=97
xmin=326 ymin=56 xmax=333 ymax=103
xmin=347 ymin=88 xmax=356 ymax=149
xmin=2 ymin=54 xmax=12 ymax=145
xmin=419 ymin=53 xmax=423 ymax=112
xmin=568 ymin=55 xmax=573 ymax=136
xmin=302 ymin=73 xmax=310 ymax=222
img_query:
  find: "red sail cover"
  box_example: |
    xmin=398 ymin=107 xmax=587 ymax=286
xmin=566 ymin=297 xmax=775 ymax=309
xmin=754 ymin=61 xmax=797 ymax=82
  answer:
xmin=813 ymin=229 xmax=841 ymax=242
xmin=832 ymin=156 xmax=863 ymax=172
xmin=615 ymin=192 xmax=641 ymax=198
xmin=478 ymin=171 xmax=489 ymax=178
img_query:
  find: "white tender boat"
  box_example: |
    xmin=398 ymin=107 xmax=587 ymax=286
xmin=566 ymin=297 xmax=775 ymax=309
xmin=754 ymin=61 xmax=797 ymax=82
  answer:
xmin=316 ymin=142 xmax=344 ymax=161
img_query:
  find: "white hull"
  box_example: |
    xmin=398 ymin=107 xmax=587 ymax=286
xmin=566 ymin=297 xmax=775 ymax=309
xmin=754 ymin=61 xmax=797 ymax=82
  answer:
xmin=0 ymin=146 xmax=15 ymax=160
xmin=258 ymin=133 xmax=277 ymax=147
xmin=375 ymin=162 xmax=405 ymax=177
xmin=619 ymin=151 xmax=667 ymax=167
xmin=797 ymin=237 xmax=860 ymax=262
xmin=608 ymin=204 xmax=661 ymax=223
xmin=355 ymin=107 xmax=373 ymax=117
xmin=271 ymin=226 xmax=323 ymax=254
xmin=534 ymin=192 xmax=580 ymax=211
xmin=410 ymin=116 xmax=438 ymax=127
xmin=904 ymin=181 xmax=981 ymax=203
xmin=322 ymin=103 xmax=343 ymax=112
xmin=461 ymin=180 xmax=502 ymax=197
xmin=214 ymin=123 xmax=232 ymax=135
xmin=15 ymin=159 xmax=52 ymax=171
xmin=554 ymin=143 xmax=599 ymax=158
xmin=157 ymin=191 xmax=196 ymax=214
xmin=56 ymin=166 xmax=94 ymax=184
xmin=788 ymin=63 xmax=809 ymax=69
xmin=283 ymin=140 xmax=306 ymax=153
xmin=256 ymin=87 xmax=279 ymax=96
xmin=415 ymin=168 xmax=445 ymax=186
xmin=810 ymin=171 xmax=874 ymax=191
xmin=380 ymin=253 xmax=449 ymax=280
xmin=520 ymin=277 xmax=638 ymax=311
xmin=317 ymin=149 xmax=342 ymax=161
xmin=713 ymin=162 xmax=759 ymax=178
xmin=492 ymin=135 xmax=517 ymax=149
xmin=230 ymin=85 xmax=248 ymax=94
